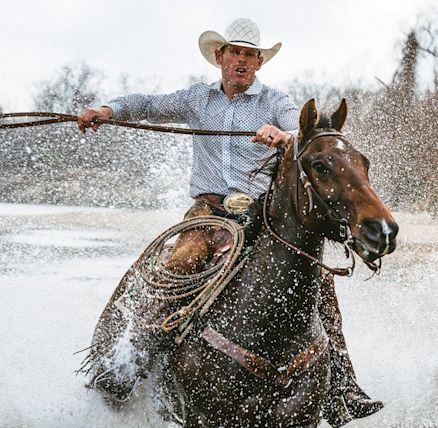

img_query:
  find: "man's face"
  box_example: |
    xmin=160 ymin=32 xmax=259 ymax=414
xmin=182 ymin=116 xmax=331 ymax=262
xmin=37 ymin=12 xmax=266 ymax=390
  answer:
xmin=215 ymin=45 xmax=263 ymax=93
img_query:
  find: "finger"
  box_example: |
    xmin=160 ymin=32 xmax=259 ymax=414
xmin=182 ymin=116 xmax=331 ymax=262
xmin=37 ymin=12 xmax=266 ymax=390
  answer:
xmin=261 ymin=128 xmax=273 ymax=141
xmin=262 ymin=131 xmax=277 ymax=147
xmin=270 ymin=133 xmax=283 ymax=147
xmin=254 ymin=125 xmax=269 ymax=140
xmin=252 ymin=130 xmax=268 ymax=143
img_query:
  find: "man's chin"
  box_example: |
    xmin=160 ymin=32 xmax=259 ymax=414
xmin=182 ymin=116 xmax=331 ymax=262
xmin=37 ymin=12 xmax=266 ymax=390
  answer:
xmin=230 ymin=80 xmax=252 ymax=91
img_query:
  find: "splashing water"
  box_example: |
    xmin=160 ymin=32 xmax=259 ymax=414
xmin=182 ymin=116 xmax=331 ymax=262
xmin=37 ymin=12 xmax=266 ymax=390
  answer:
xmin=0 ymin=203 xmax=436 ymax=426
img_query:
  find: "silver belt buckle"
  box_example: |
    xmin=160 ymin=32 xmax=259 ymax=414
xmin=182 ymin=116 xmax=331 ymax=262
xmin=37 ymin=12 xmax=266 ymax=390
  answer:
xmin=223 ymin=192 xmax=254 ymax=214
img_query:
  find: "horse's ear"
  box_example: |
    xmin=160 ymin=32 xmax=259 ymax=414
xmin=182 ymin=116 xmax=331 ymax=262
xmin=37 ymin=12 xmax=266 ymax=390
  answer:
xmin=299 ymin=98 xmax=318 ymax=138
xmin=331 ymin=98 xmax=347 ymax=131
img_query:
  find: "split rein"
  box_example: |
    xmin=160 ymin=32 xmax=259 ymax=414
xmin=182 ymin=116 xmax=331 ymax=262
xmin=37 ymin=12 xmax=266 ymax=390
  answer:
xmin=0 ymin=112 xmax=256 ymax=137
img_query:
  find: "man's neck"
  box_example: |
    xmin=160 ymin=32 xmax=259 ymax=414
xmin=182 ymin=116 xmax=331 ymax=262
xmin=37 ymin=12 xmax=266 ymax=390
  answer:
xmin=221 ymin=81 xmax=251 ymax=99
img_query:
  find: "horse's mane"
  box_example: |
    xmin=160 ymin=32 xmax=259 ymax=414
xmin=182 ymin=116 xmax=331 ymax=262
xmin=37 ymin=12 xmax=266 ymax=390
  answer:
xmin=249 ymin=150 xmax=283 ymax=183
xmin=316 ymin=114 xmax=331 ymax=129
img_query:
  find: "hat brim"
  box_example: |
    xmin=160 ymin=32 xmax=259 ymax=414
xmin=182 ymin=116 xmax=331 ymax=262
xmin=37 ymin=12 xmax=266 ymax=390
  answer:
xmin=199 ymin=30 xmax=282 ymax=68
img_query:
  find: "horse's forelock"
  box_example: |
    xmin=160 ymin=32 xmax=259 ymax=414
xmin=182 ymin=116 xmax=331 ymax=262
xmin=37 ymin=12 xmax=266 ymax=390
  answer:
xmin=315 ymin=114 xmax=331 ymax=129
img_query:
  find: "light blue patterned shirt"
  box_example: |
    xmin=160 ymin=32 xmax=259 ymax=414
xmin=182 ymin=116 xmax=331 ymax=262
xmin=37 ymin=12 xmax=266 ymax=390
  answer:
xmin=107 ymin=78 xmax=299 ymax=199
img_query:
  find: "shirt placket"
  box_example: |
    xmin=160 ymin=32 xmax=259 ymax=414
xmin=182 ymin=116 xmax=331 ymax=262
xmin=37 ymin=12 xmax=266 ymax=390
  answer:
xmin=222 ymin=100 xmax=235 ymax=189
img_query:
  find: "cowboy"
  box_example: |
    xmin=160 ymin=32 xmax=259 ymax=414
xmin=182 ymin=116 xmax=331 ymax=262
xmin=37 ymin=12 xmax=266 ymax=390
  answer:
xmin=78 ymin=18 xmax=383 ymax=426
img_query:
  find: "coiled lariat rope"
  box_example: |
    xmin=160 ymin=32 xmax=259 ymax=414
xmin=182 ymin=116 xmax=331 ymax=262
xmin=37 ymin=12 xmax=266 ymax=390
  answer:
xmin=114 ymin=215 xmax=247 ymax=341
xmin=0 ymin=112 xmax=256 ymax=136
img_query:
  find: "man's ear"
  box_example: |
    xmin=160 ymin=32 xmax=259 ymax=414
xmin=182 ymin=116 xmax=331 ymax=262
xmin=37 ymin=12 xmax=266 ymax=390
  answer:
xmin=256 ymin=55 xmax=264 ymax=70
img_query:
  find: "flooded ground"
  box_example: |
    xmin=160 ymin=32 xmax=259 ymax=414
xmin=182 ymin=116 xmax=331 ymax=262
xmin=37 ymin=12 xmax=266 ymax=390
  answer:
xmin=0 ymin=203 xmax=437 ymax=427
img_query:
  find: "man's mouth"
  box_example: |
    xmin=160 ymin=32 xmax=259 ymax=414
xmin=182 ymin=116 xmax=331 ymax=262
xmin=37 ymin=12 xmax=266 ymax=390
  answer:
xmin=235 ymin=67 xmax=247 ymax=75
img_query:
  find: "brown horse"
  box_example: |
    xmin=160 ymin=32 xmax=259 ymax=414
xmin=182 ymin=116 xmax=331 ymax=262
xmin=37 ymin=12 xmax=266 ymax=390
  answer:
xmin=164 ymin=99 xmax=398 ymax=427
xmin=82 ymin=99 xmax=398 ymax=427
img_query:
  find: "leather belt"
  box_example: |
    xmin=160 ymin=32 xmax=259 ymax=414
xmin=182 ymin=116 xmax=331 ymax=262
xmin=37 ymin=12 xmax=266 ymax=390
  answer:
xmin=195 ymin=193 xmax=226 ymax=211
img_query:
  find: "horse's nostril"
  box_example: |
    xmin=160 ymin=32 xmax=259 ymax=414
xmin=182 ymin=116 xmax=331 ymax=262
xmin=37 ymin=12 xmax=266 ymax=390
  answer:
xmin=361 ymin=219 xmax=382 ymax=242
xmin=361 ymin=219 xmax=398 ymax=254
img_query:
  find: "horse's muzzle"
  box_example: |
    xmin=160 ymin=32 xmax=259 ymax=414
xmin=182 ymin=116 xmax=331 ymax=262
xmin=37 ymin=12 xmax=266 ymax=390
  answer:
xmin=353 ymin=218 xmax=399 ymax=262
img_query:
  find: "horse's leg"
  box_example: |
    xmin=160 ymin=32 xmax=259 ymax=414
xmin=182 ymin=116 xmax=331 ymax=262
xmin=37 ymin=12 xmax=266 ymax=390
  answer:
xmin=86 ymin=304 xmax=147 ymax=405
xmin=85 ymin=272 xmax=166 ymax=405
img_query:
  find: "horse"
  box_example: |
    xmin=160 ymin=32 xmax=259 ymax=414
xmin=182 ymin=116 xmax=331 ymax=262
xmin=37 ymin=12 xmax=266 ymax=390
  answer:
xmin=81 ymin=98 xmax=398 ymax=427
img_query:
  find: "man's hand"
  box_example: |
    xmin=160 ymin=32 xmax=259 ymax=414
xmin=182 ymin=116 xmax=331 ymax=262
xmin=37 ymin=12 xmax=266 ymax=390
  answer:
xmin=251 ymin=124 xmax=293 ymax=148
xmin=77 ymin=106 xmax=113 ymax=133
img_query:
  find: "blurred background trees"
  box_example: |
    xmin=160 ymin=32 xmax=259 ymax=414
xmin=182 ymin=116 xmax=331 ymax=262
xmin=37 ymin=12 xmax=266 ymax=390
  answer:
xmin=33 ymin=63 xmax=104 ymax=114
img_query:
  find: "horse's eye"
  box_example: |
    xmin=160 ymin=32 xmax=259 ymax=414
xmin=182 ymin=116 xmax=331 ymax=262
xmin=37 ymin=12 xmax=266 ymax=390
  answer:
xmin=312 ymin=161 xmax=329 ymax=174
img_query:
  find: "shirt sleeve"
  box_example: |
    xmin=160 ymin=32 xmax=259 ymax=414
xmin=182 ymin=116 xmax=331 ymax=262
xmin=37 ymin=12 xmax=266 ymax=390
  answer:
xmin=107 ymin=88 xmax=192 ymax=124
xmin=275 ymin=94 xmax=300 ymax=133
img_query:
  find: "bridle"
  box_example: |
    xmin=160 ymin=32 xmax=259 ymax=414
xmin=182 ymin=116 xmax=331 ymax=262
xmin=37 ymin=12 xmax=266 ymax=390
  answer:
xmin=295 ymin=129 xmax=382 ymax=274
xmin=262 ymin=129 xmax=359 ymax=277
xmin=294 ymin=130 xmax=354 ymax=238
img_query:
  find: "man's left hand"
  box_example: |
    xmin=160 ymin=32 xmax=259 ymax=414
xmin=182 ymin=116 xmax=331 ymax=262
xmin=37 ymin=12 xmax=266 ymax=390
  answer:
xmin=251 ymin=125 xmax=293 ymax=148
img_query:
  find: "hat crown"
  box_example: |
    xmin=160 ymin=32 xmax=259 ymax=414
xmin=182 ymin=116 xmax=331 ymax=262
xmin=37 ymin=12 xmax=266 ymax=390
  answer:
xmin=198 ymin=18 xmax=281 ymax=68
xmin=224 ymin=18 xmax=260 ymax=47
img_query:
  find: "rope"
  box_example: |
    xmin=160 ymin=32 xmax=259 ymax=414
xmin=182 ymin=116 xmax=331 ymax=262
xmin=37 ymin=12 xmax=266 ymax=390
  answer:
xmin=0 ymin=112 xmax=256 ymax=136
xmin=114 ymin=215 xmax=247 ymax=337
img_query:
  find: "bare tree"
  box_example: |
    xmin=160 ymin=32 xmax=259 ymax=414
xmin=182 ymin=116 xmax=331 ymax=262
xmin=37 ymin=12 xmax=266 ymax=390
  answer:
xmin=33 ymin=63 xmax=104 ymax=114
xmin=418 ymin=18 xmax=438 ymax=90
xmin=392 ymin=30 xmax=419 ymax=103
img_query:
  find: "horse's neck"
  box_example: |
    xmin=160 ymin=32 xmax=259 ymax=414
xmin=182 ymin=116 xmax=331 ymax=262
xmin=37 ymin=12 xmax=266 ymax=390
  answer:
xmin=250 ymin=189 xmax=325 ymax=317
xmin=212 ymin=186 xmax=325 ymax=363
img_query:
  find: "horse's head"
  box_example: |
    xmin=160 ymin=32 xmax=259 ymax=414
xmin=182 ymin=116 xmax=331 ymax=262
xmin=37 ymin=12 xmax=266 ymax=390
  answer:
xmin=282 ymin=98 xmax=398 ymax=266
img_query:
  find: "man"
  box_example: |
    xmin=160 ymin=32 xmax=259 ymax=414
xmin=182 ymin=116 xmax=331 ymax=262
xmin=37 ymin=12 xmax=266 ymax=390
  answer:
xmin=78 ymin=18 xmax=383 ymax=426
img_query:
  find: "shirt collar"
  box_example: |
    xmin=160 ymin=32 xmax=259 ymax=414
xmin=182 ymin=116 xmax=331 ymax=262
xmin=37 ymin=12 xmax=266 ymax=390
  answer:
xmin=245 ymin=77 xmax=263 ymax=95
xmin=210 ymin=77 xmax=263 ymax=95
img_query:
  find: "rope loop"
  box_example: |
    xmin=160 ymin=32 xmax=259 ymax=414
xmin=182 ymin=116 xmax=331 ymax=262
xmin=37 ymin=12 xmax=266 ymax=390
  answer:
xmin=113 ymin=215 xmax=247 ymax=340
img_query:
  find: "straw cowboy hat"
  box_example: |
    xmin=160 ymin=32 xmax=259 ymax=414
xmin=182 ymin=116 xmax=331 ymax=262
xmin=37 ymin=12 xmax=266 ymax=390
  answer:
xmin=199 ymin=18 xmax=282 ymax=67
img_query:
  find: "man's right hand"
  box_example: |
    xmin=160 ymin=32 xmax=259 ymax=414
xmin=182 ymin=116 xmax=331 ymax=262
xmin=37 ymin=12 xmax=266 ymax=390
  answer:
xmin=77 ymin=106 xmax=113 ymax=133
